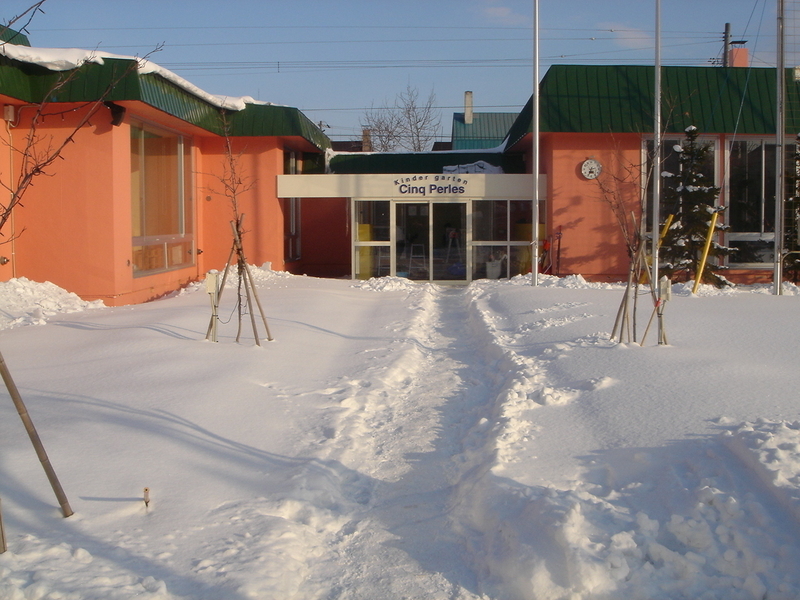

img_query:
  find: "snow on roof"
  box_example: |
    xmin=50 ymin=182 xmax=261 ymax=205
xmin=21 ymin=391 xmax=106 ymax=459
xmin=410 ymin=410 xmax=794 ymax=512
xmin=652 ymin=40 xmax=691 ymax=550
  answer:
xmin=0 ymin=43 xmax=106 ymax=71
xmin=0 ymin=43 xmax=273 ymax=112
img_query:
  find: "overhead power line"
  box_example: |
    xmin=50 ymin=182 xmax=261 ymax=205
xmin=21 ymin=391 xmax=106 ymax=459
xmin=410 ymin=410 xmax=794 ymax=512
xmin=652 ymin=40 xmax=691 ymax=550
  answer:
xmin=94 ymin=34 xmax=723 ymax=52
xmin=155 ymin=40 xmax=722 ymax=77
xmin=35 ymin=24 xmax=726 ymax=34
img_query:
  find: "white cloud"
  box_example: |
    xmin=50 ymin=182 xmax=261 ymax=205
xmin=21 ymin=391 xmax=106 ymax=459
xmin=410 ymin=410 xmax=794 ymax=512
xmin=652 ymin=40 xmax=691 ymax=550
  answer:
xmin=473 ymin=0 xmax=530 ymax=27
xmin=599 ymin=22 xmax=653 ymax=51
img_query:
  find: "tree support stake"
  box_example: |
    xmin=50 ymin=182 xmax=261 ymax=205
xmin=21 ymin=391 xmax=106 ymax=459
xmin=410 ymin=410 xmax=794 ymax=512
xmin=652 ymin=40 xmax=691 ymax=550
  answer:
xmin=0 ymin=350 xmax=73 ymax=518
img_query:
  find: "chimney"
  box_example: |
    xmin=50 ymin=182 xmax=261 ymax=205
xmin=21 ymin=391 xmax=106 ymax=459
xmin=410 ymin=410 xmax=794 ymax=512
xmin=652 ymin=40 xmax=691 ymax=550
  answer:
xmin=729 ymin=45 xmax=748 ymax=67
xmin=723 ymin=23 xmax=748 ymax=68
xmin=464 ymin=91 xmax=473 ymax=125
xmin=361 ymin=128 xmax=372 ymax=152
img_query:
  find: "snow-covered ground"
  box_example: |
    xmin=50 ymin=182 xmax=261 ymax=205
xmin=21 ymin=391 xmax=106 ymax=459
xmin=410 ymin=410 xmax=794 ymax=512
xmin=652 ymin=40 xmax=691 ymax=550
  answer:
xmin=1 ymin=270 xmax=800 ymax=600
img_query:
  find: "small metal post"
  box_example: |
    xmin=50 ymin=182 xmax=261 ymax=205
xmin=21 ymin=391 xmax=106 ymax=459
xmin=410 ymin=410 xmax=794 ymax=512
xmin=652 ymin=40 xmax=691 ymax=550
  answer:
xmin=205 ymin=271 xmax=220 ymax=343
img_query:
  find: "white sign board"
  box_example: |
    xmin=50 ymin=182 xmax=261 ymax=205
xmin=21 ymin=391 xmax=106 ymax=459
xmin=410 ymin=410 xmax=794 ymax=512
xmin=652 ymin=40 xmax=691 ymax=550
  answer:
xmin=277 ymin=173 xmax=542 ymax=201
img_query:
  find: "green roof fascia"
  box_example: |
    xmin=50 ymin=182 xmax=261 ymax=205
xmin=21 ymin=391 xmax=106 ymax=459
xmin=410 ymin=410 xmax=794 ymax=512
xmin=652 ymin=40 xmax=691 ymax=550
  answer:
xmin=0 ymin=54 xmax=39 ymax=101
xmin=0 ymin=53 xmax=125 ymax=103
xmin=135 ymin=70 xmax=222 ymax=132
xmin=453 ymin=138 xmax=508 ymax=150
xmin=505 ymin=65 xmax=800 ymax=149
xmin=0 ymin=27 xmax=30 ymax=46
xmin=0 ymin=56 xmax=157 ymax=105
xmin=0 ymin=56 xmax=329 ymax=150
xmin=226 ymin=103 xmax=330 ymax=150
xmin=54 ymin=59 xmax=143 ymax=104
xmin=330 ymin=151 xmax=524 ymax=174
xmin=503 ymin=95 xmax=533 ymax=150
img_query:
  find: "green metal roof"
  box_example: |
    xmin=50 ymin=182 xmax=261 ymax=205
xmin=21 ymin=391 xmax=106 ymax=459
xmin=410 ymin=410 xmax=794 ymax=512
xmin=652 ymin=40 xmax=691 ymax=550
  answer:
xmin=0 ymin=52 xmax=329 ymax=150
xmin=330 ymin=151 xmax=524 ymax=174
xmin=0 ymin=27 xmax=30 ymax=46
xmin=227 ymin=102 xmax=329 ymax=148
xmin=505 ymin=65 xmax=800 ymax=149
xmin=451 ymin=112 xmax=516 ymax=150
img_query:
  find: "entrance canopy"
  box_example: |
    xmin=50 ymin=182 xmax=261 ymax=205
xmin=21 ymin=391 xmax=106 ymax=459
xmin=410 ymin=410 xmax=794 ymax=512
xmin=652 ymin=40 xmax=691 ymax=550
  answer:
xmin=278 ymin=173 xmax=544 ymax=283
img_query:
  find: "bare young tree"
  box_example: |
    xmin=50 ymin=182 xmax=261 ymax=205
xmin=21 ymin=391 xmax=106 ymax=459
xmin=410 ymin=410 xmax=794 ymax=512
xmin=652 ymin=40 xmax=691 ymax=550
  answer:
xmin=594 ymin=131 xmax=670 ymax=345
xmin=360 ymin=84 xmax=441 ymax=152
xmin=360 ymin=103 xmax=404 ymax=152
xmin=204 ymin=112 xmax=273 ymax=345
xmin=397 ymin=85 xmax=441 ymax=152
xmin=595 ymin=154 xmax=650 ymax=344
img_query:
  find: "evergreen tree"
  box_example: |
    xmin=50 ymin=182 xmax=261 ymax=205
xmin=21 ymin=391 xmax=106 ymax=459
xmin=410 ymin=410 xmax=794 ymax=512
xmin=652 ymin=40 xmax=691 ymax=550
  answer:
xmin=658 ymin=126 xmax=733 ymax=287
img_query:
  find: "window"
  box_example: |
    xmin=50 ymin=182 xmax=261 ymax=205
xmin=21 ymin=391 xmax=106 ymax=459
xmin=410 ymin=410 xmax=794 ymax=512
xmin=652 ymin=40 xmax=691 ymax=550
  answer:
xmin=644 ymin=136 xmax=794 ymax=267
xmin=645 ymin=138 xmax=715 ymax=229
xmin=353 ymin=200 xmax=391 ymax=279
xmin=284 ymin=151 xmax=301 ymax=261
xmin=727 ymin=139 xmax=782 ymax=265
xmin=472 ymin=200 xmax=533 ymax=279
xmin=131 ymin=122 xmax=193 ymax=275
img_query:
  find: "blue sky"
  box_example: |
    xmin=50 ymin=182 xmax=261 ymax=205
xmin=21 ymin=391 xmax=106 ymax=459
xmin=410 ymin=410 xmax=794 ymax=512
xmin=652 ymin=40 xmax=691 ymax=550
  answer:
xmin=3 ymin=0 xmax=787 ymax=142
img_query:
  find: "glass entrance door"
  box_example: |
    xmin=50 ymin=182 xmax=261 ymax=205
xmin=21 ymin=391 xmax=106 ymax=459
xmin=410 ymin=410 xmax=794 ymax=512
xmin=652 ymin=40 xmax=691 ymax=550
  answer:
xmin=396 ymin=203 xmax=429 ymax=280
xmin=432 ymin=203 xmax=467 ymax=280
xmin=394 ymin=202 xmax=467 ymax=281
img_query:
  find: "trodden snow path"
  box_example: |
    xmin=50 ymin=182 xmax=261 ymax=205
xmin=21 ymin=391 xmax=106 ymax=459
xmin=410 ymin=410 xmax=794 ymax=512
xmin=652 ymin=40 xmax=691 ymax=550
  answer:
xmin=188 ymin=281 xmax=598 ymax=599
xmin=277 ymin=285 xmax=517 ymax=599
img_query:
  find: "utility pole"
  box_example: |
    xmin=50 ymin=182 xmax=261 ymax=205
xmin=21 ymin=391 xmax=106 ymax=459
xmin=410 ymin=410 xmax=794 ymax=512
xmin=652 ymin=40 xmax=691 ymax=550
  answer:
xmin=723 ymin=22 xmax=731 ymax=67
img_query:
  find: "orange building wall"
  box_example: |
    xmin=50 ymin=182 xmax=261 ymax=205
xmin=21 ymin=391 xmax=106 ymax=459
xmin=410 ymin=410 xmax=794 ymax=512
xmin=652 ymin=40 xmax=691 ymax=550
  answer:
xmin=544 ymin=132 xmax=642 ymax=281
xmin=0 ymin=100 xmax=300 ymax=306
xmin=7 ymin=104 xmax=142 ymax=302
xmin=292 ymin=197 xmax=350 ymax=278
xmin=1 ymin=104 xmax=198 ymax=305
xmin=196 ymin=136 xmax=287 ymax=274
xmin=19 ymin=105 xmax=205 ymax=304
xmin=0 ymin=107 xmax=14 ymax=283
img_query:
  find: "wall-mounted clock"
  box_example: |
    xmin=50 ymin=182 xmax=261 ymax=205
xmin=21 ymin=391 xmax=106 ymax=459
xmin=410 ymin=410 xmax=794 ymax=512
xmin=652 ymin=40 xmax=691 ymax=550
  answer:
xmin=581 ymin=158 xmax=602 ymax=180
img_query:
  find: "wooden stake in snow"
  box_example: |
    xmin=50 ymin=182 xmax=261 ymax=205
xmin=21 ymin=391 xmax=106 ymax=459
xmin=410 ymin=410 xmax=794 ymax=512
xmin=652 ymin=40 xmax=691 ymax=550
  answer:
xmin=143 ymin=487 xmax=150 ymax=508
xmin=692 ymin=211 xmax=719 ymax=294
xmin=0 ymin=496 xmax=7 ymax=553
xmin=0 ymin=350 xmax=73 ymax=517
xmin=205 ymin=215 xmax=273 ymax=345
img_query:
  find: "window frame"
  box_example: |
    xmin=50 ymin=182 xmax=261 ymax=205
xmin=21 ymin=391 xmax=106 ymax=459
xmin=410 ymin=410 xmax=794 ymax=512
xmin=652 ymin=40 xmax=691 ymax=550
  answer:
xmin=725 ymin=137 xmax=785 ymax=268
xmin=130 ymin=120 xmax=195 ymax=277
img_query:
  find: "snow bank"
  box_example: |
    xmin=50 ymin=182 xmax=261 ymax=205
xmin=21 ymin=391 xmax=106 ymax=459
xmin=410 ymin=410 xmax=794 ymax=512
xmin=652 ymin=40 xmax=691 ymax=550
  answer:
xmin=0 ymin=277 xmax=102 ymax=330
xmin=723 ymin=419 xmax=800 ymax=522
xmin=352 ymin=276 xmax=420 ymax=292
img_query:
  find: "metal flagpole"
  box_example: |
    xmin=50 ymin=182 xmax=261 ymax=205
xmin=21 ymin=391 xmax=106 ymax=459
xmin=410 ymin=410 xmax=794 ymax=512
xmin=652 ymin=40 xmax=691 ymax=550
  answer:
xmin=775 ymin=0 xmax=786 ymax=295
xmin=652 ymin=0 xmax=663 ymax=341
xmin=532 ymin=0 xmax=540 ymax=286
